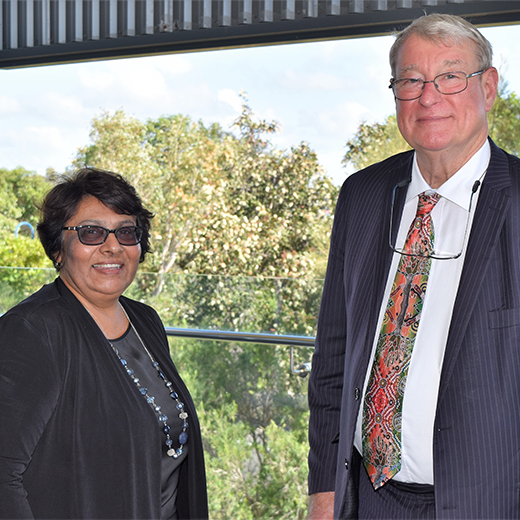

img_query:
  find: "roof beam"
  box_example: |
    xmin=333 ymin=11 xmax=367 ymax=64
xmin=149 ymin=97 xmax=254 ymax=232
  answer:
xmin=0 ymin=0 xmax=519 ymax=69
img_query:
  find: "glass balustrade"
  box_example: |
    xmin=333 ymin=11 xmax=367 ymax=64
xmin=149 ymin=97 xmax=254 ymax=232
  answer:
xmin=1 ymin=266 xmax=321 ymax=518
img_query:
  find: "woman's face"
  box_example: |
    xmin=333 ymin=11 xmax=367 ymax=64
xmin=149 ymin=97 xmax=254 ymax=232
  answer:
xmin=57 ymin=196 xmax=142 ymax=309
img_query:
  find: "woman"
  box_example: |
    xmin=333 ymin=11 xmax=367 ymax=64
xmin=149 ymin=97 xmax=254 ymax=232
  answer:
xmin=0 ymin=168 xmax=208 ymax=519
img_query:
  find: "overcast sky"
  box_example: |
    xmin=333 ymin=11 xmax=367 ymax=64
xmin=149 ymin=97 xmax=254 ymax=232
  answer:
xmin=1 ymin=24 xmax=519 ymax=185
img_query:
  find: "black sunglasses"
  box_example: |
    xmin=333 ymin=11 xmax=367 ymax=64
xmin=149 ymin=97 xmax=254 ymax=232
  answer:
xmin=63 ymin=225 xmax=143 ymax=246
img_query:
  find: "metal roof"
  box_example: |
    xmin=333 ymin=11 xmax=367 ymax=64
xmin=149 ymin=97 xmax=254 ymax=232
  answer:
xmin=1 ymin=1 xmax=520 ymax=69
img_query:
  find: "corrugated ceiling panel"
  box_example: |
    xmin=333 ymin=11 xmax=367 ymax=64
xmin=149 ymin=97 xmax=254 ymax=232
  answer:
xmin=0 ymin=0 xmax=519 ymax=68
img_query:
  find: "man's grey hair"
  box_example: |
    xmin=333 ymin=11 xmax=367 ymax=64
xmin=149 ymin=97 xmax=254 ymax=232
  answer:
xmin=389 ymin=13 xmax=493 ymax=77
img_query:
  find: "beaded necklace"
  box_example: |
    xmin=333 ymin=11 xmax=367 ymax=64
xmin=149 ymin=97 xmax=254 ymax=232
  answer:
xmin=92 ymin=303 xmax=188 ymax=458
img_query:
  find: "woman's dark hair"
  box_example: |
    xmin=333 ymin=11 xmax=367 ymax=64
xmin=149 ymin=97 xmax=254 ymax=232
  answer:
xmin=37 ymin=167 xmax=154 ymax=270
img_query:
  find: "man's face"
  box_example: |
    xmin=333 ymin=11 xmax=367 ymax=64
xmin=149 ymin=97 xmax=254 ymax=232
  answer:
xmin=394 ymin=34 xmax=497 ymax=162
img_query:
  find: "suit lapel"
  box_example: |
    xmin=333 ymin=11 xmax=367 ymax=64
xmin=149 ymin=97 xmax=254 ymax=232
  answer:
xmin=437 ymin=141 xmax=512 ymax=405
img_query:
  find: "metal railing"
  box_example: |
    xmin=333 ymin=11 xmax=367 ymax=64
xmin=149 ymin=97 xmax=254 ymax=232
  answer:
xmin=165 ymin=326 xmax=314 ymax=377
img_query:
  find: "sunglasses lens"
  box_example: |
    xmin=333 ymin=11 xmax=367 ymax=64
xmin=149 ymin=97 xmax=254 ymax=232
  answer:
xmin=115 ymin=226 xmax=142 ymax=245
xmin=78 ymin=226 xmax=108 ymax=245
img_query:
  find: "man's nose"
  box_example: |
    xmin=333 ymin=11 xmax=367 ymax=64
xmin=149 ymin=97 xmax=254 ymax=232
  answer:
xmin=419 ymin=80 xmax=442 ymax=105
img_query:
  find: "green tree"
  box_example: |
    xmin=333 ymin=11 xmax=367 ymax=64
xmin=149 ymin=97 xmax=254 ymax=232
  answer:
xmin=75 ymin=101 xmax=337 ymax=296
xmin=141 ymin=114 xmax=235 ymax=294
xmin=488 ymin=84 xmax=520 ymax=156
xmin=3 ymin=97 xmax=331 ymax=517
xmin=0 ymin=167 xmax=51 ymax=233
xmin=74 ymin=110 xmax=240 ymax=296
xmin=0 ymin=167 xmax=53 ymax=311
xmin=198 ymin=402 xmax=309 ymax=519
xmin=0 ymin=236 xmax=54 ymax=313
xmin=221 ymin=97 xmax=337 ymax=281
xmin=342 ymin=114 xmax=410 ymax=171
xmin=74 ymin=109 xmax=156 ymax=182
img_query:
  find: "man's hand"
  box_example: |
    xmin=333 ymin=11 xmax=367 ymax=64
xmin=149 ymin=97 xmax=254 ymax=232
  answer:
xmin=308 ymin=491 xmax=335 ymax=520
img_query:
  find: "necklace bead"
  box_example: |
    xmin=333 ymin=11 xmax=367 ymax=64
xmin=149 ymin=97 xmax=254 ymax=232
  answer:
xmin=109 ymin=305 xmax=189 ymax=459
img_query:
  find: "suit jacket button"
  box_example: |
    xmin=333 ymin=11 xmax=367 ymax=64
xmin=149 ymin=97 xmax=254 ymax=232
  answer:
xmin=345 ymin=458 xmax=349 ymax=470
xmin=354 ymin=388 xmax=360 ymax=400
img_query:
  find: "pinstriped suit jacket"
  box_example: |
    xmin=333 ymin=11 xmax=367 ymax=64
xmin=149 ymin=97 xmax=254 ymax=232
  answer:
xmin=308 ymin=138 xmax=520 ymax=518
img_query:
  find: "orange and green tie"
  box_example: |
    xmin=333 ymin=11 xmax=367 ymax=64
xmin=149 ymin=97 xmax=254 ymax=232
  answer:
xmin=362 ymin=192 xmax=440 ymax=490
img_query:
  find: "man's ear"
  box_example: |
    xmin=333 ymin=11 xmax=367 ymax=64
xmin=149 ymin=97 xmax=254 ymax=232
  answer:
xmin=483 ymin=67 xmax=499 ymax=113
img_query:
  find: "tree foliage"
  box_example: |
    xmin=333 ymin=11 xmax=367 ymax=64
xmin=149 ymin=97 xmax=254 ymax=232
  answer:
xmin=0 ymin=236 xmax=54 ymax=313
xmin=0 ymin=167 xmax=54 ymax=312
xmin=198 ymin=402 xmax=309 ymax=519
xmin=74 ymin=98 xmax=337 ymax=298
xmin=342 ymin=114 xmax=411 ymax=171
xmin=488 ymin=84 xmax=520 ymax=156
xmin=168 ymin=333 xmax=311 ymax=519
xmin=0 ymin=167 xmax=50 ymax=234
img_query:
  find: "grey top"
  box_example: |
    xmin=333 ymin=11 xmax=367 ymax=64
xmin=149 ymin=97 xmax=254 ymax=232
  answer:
xmin=112 ymin=326 xmax=188 ymax=519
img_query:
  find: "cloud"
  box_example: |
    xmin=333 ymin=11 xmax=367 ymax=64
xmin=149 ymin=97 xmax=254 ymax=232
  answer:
xmin=0 ymin=125 xmax=86 ymax=174
xmin=0 ymin=95 xmax=21 ymax=114
xmin=76 ymin=58 xmax=172 ymax=108
xmin=38 ymin=92 xmax=87 ymax=121
xmin=77 ymin=66 xmax=116 ymax=90
xmin=152 ymin=54 xmax=193 ymax=75
xmin=316 ymin=101 xmax=376 ymax=136
xmin=218 ymin=89 xmax=242 ymax=113
xmin=282 ymin=68 xmax=349 ymax=90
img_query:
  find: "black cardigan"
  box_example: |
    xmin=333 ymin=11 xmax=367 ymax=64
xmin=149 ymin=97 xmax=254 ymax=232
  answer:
xmin=0 ymin=277 xmax=208 ymax=519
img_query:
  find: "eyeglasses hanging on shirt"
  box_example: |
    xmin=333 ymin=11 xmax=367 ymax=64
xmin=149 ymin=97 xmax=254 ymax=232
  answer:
xmin=388 ymin=178 xmax=482 ymax=260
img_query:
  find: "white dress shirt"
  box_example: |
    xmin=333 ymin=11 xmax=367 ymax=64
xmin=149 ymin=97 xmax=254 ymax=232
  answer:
xmin=354 ymin=140 xmax=490 ymax=484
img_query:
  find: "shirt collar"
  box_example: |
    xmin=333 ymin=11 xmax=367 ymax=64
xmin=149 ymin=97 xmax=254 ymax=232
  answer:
xmin=408 ymin=140 xmax=490 ymax=210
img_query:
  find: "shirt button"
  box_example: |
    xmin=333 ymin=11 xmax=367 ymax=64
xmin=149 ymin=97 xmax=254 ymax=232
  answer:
xmin=354 ymin=388 xmax=360 ymax=400
xmin=345 ymin=458 xmax=349 ymax=470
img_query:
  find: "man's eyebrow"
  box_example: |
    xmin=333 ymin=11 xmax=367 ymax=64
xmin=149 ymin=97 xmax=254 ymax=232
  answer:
xmin=442 ymin=58 xmax=465 ymax=69
xmin=397 ymin=59 xmax=465 ymax=76
xmin=398 ymin=65 xmax=419 ymax=75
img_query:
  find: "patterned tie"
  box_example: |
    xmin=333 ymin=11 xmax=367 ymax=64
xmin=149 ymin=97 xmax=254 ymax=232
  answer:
xmin=362 ymin=192 xmax=440 ymax=490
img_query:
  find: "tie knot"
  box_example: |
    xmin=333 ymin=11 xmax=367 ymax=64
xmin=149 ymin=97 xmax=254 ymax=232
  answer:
xmin=416 ymin=192 xmax=440 ymax=218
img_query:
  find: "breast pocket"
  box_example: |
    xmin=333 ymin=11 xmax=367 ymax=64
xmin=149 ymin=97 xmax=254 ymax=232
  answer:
xmin=488 ymin=308 xmax=520 ymax=329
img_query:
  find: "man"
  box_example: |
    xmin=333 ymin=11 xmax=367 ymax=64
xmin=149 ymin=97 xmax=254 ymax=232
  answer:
xmin=308 ymin=13 xmax=520 ymax=519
